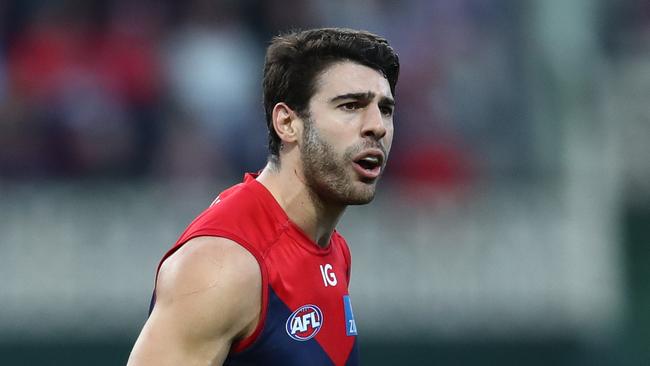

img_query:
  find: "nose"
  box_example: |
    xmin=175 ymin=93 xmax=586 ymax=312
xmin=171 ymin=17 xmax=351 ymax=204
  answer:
xmin=361 ymin=104 xmax=387 ymax=140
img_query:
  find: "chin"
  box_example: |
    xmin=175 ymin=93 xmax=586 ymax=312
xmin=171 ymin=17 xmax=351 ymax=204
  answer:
xmin=319 ymin=183 xmax=376 ymax=206
xmin=342 ymin=185 xmax=377 ymax=205
xmin=308 ymin=169 xmax=380 ymax=206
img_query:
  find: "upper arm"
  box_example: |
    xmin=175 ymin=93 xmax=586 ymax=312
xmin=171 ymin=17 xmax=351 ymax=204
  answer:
xmin=128 ymin=236 xmax=262 ymax=366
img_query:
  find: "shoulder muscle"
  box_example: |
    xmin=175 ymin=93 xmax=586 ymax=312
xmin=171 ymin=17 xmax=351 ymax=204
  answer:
xmin=128 ymin=236 xmax=261 ymax=366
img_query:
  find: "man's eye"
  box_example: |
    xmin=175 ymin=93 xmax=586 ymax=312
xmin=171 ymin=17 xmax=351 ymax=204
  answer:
xmin=340 ymin=102 xmax=360 ymax=111
xmin=380 ymin=106 xmax=394 ymax=117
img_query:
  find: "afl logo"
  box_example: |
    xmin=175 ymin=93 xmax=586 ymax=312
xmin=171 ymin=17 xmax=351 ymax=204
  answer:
xmin=285 ymin=304 xmax=323 ymax=341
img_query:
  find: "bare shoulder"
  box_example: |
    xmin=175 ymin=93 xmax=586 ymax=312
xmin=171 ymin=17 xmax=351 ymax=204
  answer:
xmin=157 ymin=236 xmax=261 ymax=301
xmin=128 ymin=236 xmax=261 ymax=366
xmin=155 ymin=236 xmax=262 ymax=336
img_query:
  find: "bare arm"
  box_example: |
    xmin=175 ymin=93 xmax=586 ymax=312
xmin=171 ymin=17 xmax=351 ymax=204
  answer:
xmin=127 ymin=236 xmax=262 ymax=366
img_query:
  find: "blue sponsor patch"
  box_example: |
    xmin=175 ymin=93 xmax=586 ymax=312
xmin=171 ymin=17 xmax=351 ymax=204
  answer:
xmin=343 ymin=295 xmax=357 ymax=336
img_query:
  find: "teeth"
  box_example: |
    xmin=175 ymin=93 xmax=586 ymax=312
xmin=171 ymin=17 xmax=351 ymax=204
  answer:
xmin=361 ymin=156 xmax=379 ymax=165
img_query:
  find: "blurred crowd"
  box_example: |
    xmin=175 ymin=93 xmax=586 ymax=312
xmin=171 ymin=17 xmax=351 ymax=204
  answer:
xmin=0 ymin=0 xmax=645 ymax=191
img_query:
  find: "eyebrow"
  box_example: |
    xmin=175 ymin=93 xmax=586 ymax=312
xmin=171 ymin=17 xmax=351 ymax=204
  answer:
xmin=329 ymin=92 xmax=395 ymax=107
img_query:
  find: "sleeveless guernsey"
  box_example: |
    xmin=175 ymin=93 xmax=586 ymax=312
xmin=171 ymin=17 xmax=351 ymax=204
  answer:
xmin=151 ymin=173 xmax=359 ymax=366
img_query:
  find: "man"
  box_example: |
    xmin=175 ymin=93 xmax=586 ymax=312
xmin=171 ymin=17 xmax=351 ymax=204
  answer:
xmin=128 ymin=27 xmax=399 ymax=366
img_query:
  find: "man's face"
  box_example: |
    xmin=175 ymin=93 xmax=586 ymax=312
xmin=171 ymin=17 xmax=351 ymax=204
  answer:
xmin=299 ymin=61 xmax=395 ymax=205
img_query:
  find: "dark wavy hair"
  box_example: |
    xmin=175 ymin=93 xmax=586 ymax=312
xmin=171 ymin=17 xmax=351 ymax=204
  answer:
xmin=262 ymin=28 xmax=400 ymax=159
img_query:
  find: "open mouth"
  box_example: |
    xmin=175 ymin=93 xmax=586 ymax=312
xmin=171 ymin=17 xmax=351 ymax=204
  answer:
xmin=355 ymin=156 xmax=381 ymax=171
xmin=353 ymin=153 xmax=384 ymax=179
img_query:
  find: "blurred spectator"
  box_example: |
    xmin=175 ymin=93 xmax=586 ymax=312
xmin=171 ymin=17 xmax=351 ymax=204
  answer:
xmin=2 ymin=1 xmax=163 ymax=178
xmin=0 ymin=0 xmax=537 ymax=190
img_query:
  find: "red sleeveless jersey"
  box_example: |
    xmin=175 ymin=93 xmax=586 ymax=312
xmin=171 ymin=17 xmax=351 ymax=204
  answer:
xmin=152 ymin=173 xmax=359 ymax=366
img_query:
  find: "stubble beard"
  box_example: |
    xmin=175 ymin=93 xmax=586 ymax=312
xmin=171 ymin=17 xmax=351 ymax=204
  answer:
xmin=300 ymin=117 xmax=377 ymax=206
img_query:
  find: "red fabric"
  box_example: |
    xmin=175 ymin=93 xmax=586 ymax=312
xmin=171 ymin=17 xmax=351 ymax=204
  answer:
xmin=154 ymin=173 xmax=356 ymax=365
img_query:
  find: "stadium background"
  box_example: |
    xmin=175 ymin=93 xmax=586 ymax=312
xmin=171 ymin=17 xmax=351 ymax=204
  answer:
xmin=1 ymin=0 xmax=649 ymax=365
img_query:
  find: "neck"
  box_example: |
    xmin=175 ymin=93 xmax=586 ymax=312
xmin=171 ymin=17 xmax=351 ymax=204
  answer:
xmin=257 ymin=160 xmax=345 ymax=248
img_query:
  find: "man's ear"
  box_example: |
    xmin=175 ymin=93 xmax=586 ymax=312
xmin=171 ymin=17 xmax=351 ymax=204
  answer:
xmin=271 ymin=102 xmax=302 ymax=144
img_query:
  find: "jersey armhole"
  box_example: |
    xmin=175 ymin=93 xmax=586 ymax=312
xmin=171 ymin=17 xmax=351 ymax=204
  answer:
xmin=152 ymin=228 xmax=270 ymax=354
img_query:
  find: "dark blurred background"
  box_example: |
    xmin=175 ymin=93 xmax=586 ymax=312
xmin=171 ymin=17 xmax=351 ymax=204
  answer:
xmin=1 ymin=0 xmax=649 ymax=365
